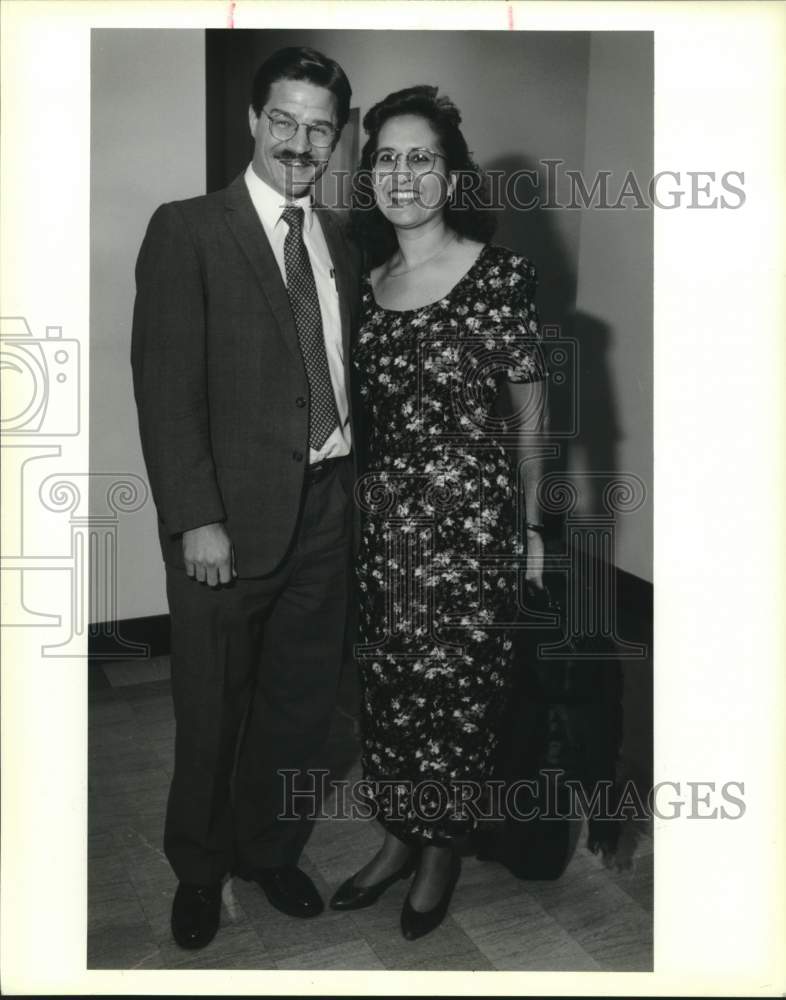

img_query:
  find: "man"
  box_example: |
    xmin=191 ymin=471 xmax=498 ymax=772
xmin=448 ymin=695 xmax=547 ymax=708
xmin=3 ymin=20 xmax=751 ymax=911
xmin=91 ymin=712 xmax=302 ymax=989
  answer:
xmin=131 ymin=47 xmax=360 ymax=950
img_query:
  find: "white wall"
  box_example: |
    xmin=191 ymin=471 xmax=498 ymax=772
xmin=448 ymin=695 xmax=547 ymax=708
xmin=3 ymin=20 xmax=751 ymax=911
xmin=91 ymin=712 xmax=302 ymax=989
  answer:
xmin=90 ymin=29 xmax=205 ymax=620
xmin=574 ymin=33 xmax=654 ymax=582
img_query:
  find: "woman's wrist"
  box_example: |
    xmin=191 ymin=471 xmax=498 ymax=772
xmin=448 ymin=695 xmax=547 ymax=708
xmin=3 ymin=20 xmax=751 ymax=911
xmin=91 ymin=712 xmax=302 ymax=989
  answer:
xmin=525 ymin=520 xmax=545 ymax=535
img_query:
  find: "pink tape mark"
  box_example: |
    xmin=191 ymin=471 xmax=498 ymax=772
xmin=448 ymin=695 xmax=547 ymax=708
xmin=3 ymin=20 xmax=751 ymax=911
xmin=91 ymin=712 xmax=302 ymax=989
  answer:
xmin=507 ymin=4 xmax=514 ymax=30
xmin=228 ymin=0 xmax=236 ymax=28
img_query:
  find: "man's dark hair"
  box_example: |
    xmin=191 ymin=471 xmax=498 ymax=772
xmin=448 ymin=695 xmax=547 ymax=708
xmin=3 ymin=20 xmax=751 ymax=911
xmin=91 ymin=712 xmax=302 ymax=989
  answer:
xmin=250 ymin=46 xmax=352 ymax=131
xmin=351 ymin=85 xmax=496 ymax=267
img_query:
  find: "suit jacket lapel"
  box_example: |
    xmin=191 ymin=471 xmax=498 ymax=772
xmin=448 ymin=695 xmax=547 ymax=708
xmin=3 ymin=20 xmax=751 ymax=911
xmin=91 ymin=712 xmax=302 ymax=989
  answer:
xmin=223 ymin=175 xmax=301 ymax=362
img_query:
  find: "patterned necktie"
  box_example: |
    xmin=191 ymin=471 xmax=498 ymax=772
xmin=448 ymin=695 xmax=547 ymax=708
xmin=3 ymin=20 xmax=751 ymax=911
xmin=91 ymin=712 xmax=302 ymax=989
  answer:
xmin=281 ymin=206 xmax=339 ymax=451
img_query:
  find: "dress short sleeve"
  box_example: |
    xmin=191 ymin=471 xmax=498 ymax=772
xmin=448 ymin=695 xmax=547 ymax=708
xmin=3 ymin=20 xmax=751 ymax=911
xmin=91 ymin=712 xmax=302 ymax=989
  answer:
xmin=495 ymin=253 xmax=548 ymax=385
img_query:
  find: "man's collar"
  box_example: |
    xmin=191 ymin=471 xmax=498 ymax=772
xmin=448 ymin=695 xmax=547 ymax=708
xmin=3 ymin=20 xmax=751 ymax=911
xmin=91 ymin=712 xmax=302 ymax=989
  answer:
xmin=244 ymin=163 xmax=314 ymax=232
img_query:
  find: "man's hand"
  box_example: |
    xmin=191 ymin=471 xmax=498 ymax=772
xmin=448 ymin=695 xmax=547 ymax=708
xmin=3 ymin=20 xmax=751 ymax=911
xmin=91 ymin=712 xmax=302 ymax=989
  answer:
xmin=182 ymin=522 xmax=236 ymax=586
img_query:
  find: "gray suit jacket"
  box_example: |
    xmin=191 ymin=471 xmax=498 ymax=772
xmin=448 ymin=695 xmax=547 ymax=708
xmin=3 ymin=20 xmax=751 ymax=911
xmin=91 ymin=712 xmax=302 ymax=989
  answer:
xmin=131 ymin=173 xmax=361 ymax=577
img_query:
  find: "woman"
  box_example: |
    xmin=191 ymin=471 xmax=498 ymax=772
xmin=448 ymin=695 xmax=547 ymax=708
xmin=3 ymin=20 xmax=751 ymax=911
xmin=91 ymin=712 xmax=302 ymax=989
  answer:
xmin=330 ymin=86 xmax=549 ymax=939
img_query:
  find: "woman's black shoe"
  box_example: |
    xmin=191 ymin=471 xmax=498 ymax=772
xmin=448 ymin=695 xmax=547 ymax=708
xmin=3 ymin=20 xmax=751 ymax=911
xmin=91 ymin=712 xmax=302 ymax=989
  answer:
xmin=329 ymin=855 xmax=417 ymax=911
xmin=400 ymin=854 xmax=461 ymax=940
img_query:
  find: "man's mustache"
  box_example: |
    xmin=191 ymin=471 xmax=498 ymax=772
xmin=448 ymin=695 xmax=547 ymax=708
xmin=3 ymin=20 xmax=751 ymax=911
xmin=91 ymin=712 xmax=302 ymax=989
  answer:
xmin=275 ymin=152 xmax=318 ymax=165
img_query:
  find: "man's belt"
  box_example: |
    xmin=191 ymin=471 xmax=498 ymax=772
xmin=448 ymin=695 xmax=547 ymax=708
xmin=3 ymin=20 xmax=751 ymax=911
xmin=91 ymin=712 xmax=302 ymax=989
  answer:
xmin=305 ymin=452 xmax=352 ymax=485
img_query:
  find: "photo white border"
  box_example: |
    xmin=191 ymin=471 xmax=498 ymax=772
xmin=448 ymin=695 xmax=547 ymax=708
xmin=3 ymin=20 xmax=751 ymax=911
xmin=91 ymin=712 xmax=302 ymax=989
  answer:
xmin=1 ymin=0 xmax=784 ymax=994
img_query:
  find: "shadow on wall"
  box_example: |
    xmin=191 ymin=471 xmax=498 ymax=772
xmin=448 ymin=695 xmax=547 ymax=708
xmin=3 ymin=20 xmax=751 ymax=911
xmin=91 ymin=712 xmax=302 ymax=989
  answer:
xmin=489 ymin=152 xmax=622 ymax=521
xmin=568 ymin=310 xmax=622 ymax=515
xmin=492 ymin=155 xmax=651 ymax=800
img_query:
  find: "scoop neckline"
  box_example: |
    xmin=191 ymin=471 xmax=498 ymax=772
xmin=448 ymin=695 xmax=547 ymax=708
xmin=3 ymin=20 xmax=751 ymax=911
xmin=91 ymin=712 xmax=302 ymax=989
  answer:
xmin=365 ymin=242 xmax=491 ymax=315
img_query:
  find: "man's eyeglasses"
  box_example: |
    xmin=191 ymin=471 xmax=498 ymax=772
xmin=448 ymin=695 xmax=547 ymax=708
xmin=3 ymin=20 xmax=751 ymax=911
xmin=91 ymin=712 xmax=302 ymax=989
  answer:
xmin=371 ymin=147 xmax=447 ymax=176
xmin=260 ymin=108 xmax=338 ymax=148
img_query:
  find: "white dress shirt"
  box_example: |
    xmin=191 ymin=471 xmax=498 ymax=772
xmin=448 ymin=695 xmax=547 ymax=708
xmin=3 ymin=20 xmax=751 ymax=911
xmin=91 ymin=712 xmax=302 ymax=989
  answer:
xmin=244 ymin=163 xmax=351 ymax=463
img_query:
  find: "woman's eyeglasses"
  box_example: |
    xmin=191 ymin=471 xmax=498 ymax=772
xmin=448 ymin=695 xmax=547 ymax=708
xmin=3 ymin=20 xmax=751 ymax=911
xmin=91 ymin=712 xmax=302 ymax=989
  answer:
xmin=371 ymin=147 xmax=447 ymax=176
xmin=260 ymin=109 xmax=338 ymax=148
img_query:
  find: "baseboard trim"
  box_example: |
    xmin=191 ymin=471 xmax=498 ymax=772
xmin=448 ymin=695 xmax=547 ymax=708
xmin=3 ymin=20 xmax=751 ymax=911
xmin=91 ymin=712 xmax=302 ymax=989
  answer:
xmin=616 ymin=565 xmax=653 ymax=643
xmin=88 ymin=613 xmax=170 ymax=665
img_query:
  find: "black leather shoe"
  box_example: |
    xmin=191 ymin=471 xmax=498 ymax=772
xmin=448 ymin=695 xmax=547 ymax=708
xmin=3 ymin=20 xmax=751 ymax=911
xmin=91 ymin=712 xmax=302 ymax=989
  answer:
xmin=171 ymin=882 xmax=222 ymax=949
xmin=329 ymin=855 xmax=417 ymax=911
xmin=242 ymin=865 xmax=324 ymax=918
xmin=400 ymin=854 xmax=461 ymax=941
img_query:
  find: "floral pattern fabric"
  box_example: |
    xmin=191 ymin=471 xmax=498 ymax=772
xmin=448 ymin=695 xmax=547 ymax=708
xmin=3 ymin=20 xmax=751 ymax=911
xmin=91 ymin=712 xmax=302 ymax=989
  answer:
xmin=353 ymin=243 xmax=547 ymax=843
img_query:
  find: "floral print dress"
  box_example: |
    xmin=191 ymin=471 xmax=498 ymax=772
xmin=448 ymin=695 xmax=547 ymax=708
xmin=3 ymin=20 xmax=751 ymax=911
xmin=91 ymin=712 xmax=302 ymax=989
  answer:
xmin=353 ymin=243 xmax=547 ymax=844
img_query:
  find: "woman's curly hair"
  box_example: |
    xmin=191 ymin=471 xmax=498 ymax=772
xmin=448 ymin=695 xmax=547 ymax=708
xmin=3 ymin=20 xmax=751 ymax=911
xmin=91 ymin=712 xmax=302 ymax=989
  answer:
xmin=351 ymin=85 xmax=496 ymax=268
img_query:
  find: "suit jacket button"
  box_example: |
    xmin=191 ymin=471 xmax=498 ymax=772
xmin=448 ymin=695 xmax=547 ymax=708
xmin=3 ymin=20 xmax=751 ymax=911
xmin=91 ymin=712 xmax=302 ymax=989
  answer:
xmin=292 ymin=450 xmax=304 ymax=462
xmin=295 ymin=396 xmax=307 ymax=408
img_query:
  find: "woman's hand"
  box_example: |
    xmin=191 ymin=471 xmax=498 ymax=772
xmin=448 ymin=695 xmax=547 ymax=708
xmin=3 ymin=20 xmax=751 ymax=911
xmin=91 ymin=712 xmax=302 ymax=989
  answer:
xmin=525 ymin=529 xmax=545 ymax=591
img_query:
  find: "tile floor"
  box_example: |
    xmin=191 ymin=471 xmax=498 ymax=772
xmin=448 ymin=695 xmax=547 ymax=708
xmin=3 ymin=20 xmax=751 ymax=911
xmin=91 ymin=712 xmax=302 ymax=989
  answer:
xmin=88 ymin=656 xmax=653 ymax=971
